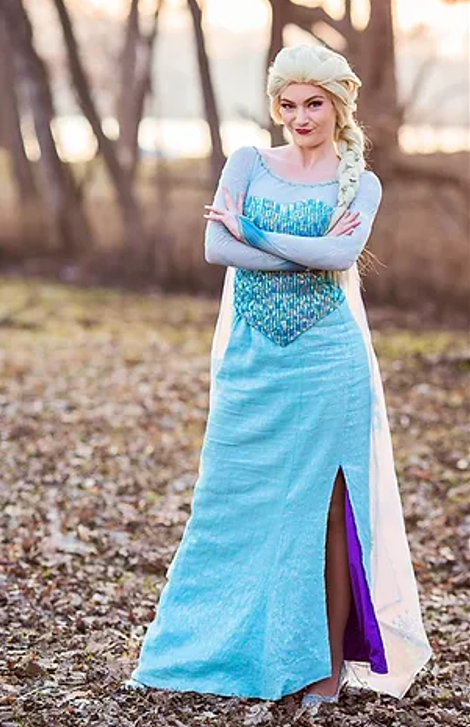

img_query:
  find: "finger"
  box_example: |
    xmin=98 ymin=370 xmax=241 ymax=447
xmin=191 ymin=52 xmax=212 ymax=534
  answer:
xmin=342 ymin=217 xmax=361 ymax=228
xmin=237 ymin=191 xmax=244 ymax=213
xmin=339 ymin=225 xmax=358 ymax=235
xmin=333 ymin=224 xmax=357 ymax=236
xmin=221 ymin=187 xmax=235 ymax=212
xmin=223 ymin=187 xmax=235 ymax=209
xmin=340 ymin=212 xmax=358 ymax=223
xmin=342 ymin=224 xmax=360 ymax=234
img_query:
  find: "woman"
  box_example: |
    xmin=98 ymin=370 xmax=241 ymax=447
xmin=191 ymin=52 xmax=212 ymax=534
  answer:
xmin=126 ymin=44 xmax=432 ymax=711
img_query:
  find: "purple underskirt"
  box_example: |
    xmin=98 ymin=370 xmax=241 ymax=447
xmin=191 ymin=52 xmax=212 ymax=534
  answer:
xmin=343 ymin=488 xmax=388 ymax=674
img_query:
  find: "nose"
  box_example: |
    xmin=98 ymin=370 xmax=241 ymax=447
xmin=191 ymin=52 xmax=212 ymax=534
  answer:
xmin=295 ymin=107 xmax=308 ymax=125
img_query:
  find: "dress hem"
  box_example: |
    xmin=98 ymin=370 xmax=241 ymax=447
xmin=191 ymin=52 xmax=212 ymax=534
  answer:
xmin=127 ymin=666 xmax=336 ymax=702
xmin=127 ymin=652 xmax=417 ymax=702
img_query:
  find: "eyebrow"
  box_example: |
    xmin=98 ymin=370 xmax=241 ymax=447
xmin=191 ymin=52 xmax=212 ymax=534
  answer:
xmin=280 ymin=95 xmax=324 ymax=103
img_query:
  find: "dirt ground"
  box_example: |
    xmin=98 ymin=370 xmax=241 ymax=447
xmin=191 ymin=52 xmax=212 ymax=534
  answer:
xmin=0 ymin=278 xmax=469 ymax=726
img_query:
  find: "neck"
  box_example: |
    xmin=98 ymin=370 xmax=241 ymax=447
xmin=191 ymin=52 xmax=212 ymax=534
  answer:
xmin=290 ymin=141 xmax=338 ymax=170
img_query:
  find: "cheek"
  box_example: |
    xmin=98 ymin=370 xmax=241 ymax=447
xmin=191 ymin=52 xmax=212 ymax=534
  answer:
xmin=312 ymin=107 xmax=335 ymax=126
xmin=312 ymin=109 xmax=336 ymax=131
xmin=280 ymin=111 xmax=295 ymax=126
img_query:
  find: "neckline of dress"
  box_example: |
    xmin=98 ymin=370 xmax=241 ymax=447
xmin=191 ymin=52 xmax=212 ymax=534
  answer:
xmin=252 ymin=145 xmax=339 ymax=188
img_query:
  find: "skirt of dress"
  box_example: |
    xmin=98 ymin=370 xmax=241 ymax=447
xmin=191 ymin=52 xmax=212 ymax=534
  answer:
xmin=129 ymin=297 xmax=387 ymax=700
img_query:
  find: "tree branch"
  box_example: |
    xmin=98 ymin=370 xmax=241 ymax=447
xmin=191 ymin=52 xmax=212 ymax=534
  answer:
xmin=288 ymin=2 xmax=352 ymax=39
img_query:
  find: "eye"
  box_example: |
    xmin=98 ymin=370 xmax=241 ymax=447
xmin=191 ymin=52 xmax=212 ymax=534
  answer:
xmin=309 ymin=101 xmax=323 ymax=108
xmin=280 ymin=103 xmax=294 ymax=110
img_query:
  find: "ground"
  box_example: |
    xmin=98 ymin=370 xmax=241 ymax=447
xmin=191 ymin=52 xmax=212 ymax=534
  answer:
xmin=0 ymin=277 xmax=469 ymax=727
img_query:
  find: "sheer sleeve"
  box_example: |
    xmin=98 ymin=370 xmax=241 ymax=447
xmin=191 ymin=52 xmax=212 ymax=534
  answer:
xmin=204 ymin=146 xmax=308 ymax=272
xmin=237 ymin=171 xmax=383 ymax=271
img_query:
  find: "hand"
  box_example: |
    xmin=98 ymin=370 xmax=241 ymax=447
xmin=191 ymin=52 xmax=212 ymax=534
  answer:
xmin=327 ymin=210 xmax=361 ymax=236
xmin=203 ymin=187 xmax=245 ymax=241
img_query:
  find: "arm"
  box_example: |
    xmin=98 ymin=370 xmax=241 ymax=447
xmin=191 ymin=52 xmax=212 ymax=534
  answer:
xmin=237 ymin=171 xmax=383 ymax=271
xmin=204 ymin=146 xmax=308 ymax=272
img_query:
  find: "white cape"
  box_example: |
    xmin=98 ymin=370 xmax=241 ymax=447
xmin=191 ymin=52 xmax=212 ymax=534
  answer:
xmin=209 ymin=263 xmax=432 ymax=699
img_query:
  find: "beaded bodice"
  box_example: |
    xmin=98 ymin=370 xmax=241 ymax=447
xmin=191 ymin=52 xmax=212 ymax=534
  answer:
xmin=233 ymin=196 xmax=345 ymax=346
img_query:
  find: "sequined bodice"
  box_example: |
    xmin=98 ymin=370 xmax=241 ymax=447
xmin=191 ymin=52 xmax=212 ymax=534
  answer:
xmin=233 ymin=196 xmax=345 ymax=346
xmin=243 ymin=195 xmax=334 ymax=237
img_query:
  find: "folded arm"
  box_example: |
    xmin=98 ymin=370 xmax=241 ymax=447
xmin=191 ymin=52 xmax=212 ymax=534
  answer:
xmin=204 ymin=146 xmax=308 ymax=272
xmin=237 ymin=171 xmax=383 ymax=271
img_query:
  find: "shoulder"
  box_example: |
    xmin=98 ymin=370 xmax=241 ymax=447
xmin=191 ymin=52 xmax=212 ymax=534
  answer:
xmin=220 ymin=146 xmax=259 ymax=182
xmin=225 ymin=145 xmax=258 ymax=166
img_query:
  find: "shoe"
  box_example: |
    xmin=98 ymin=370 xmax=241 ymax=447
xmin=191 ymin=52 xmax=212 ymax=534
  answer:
xmin=300 ymin=662 xmax=347 ymax=714
xmin=122 ymin=678 xmax=148 ymax=692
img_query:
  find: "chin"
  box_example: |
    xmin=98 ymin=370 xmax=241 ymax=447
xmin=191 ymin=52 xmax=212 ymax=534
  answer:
xmin=293 ymin=136 xmax=317 ymax=148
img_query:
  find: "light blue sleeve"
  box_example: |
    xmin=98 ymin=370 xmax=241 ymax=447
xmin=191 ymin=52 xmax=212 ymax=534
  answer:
xmin=237 ymin=171 xmax=383 ymax=271
xmin=204 ymin=146 xmax=308 ymax=272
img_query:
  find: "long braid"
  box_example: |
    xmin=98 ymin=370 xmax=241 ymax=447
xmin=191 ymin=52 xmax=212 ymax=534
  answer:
xmin=330 ymin=123 xmax=365 ymax=230
xmin=325 ymin=118 xmax=366 ymax=285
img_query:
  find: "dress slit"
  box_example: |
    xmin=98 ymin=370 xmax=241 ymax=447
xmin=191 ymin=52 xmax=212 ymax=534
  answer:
xmin=336 ymin=465 xmax=389 ymax=675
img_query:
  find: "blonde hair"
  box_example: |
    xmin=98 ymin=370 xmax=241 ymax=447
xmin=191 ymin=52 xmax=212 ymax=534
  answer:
xmin=267 ymin=44 xmax=373 ymax=284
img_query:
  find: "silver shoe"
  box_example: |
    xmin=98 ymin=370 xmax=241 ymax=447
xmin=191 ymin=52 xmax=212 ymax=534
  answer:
xmin=300 ymin=663 xmax=347 ymax=714
xmin=122 ymin=678 xmax=148 ymax=692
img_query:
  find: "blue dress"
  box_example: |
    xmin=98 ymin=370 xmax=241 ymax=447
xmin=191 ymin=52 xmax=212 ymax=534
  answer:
xmin=128 ymin=145 xmax=388 ymax=700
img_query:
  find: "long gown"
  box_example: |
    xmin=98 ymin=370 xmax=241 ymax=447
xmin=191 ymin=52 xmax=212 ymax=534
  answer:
xmin=128 ymin=145 xmax=432 ymax=701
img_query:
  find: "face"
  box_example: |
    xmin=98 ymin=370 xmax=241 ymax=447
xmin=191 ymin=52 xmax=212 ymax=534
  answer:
xmin=278 ymin=83 xmax=337 ymax=147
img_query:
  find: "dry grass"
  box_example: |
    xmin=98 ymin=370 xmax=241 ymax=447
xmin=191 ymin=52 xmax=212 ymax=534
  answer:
xmin=0 ymin=152 xmax=468 ymax=319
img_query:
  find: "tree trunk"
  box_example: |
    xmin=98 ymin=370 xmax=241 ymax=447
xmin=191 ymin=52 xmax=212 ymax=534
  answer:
xmin=187 ymin=0 xmax=225 ymax=183
xmin=117 ymin=0 xmax=162 ymax=182
xmin=0 ymin=15 xmax=38 ymax=205
xmin=0 ymin=0 xmax=92 ymax=253
xmin=352 ymin=0 xmax=400 ymax=178
xmin=0 ymin=15 xmax=42 ymax=244
xmin=265 ymin=0 xmax=287 ymax=147
xmin=117 ymin=0 xmax=139 ymax=172
xmin=52 ymin=0 xmax=149 ymax=272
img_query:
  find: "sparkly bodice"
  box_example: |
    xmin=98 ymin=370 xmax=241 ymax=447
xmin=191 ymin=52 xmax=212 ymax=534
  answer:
xmin=233 ymin=196 xmax=345 ymax=346
xmin=243 ymin=195 xmax=335 ymax=237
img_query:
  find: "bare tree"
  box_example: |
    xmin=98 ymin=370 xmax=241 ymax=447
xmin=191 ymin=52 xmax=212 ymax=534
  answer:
xmin=0 ymin=0 xmax=92 ymax=253
xmin=0 ymin=15 xmax=38 ymax=209
xmin=187 ymin=0 xmax=225 ymax=182
xmin=117 ymin=0 xmax=163 ymax=181
xmin=52 ymin=0 xmax=149 ymax=271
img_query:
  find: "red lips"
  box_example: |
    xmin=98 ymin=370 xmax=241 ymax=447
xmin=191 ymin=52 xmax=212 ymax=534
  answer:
xmin=295 ymin=129 xmax=312 ymax=135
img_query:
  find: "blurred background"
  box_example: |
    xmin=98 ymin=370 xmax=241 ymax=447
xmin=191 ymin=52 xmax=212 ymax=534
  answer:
xmin=0 ymin=0 xmax=469 ymax=319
